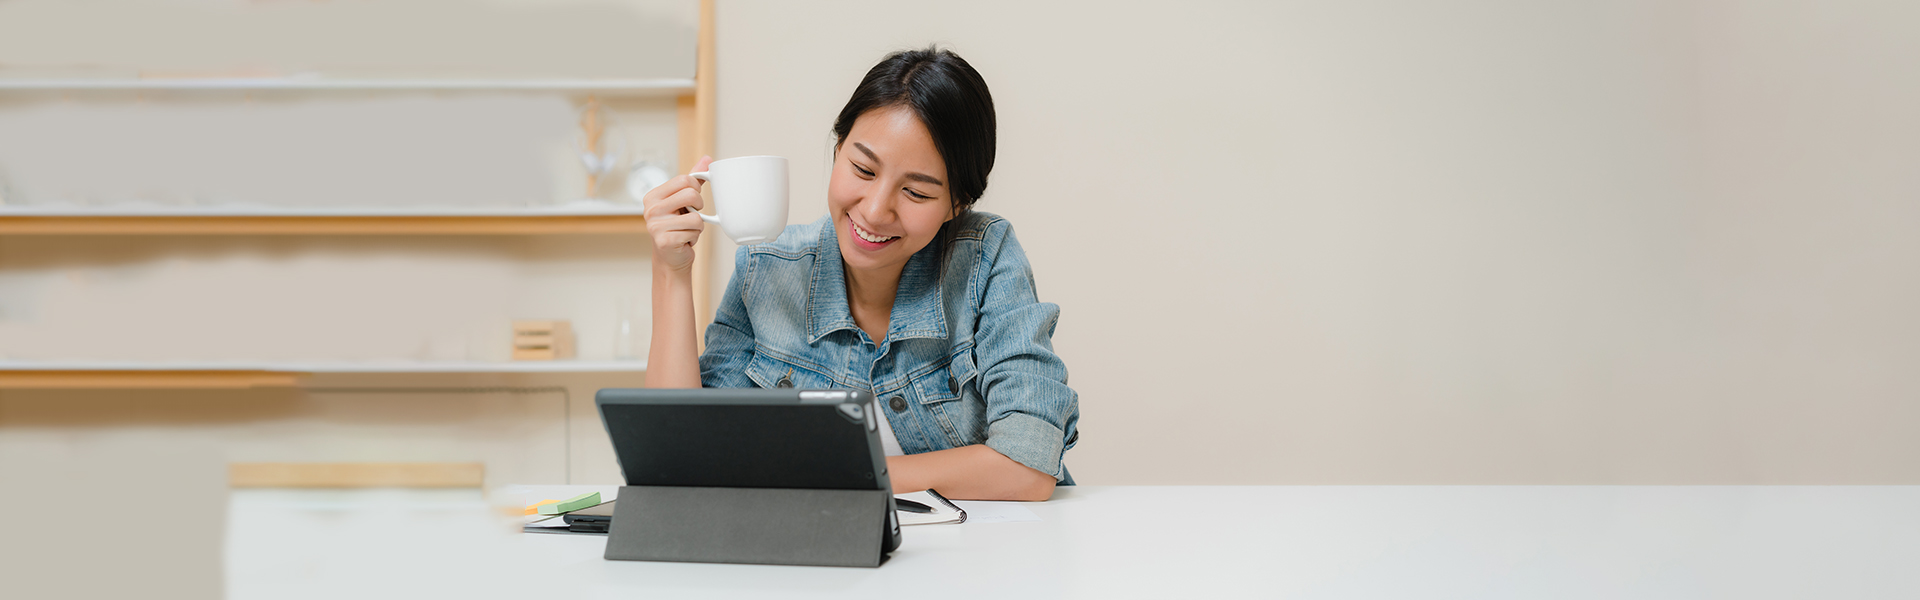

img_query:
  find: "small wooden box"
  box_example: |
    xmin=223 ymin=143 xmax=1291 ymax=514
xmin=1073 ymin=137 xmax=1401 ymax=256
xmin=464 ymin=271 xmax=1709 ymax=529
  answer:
xmin=512 ymin=319 xmax=575 ymax=361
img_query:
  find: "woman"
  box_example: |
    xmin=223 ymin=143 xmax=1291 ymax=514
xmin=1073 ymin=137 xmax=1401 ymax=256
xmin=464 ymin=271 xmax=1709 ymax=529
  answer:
xmin=641 ymin=47 xmax=1077 ymax=501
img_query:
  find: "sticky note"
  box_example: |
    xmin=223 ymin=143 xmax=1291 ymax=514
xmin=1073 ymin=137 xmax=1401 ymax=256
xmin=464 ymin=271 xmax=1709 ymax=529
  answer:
xmin=523 ymin=499 xmax=559 ymax=515
xmin=537 ymin=492 xmax=601 ymax=515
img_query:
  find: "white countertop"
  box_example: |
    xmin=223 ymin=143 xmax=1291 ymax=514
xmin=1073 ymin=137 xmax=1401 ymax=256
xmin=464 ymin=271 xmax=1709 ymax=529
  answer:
xmin=225 ymin=485 xmax=1920 ymax=599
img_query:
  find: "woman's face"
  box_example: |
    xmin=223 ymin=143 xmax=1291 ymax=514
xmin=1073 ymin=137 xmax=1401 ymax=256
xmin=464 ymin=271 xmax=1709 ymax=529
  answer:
xmin=828 ymin=105 xmax=956 ymax=278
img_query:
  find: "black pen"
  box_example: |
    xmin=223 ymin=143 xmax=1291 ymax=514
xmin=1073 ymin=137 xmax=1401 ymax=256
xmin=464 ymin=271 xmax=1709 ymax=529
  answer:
xmin=894 ymin=498 xmax=934 ymax=514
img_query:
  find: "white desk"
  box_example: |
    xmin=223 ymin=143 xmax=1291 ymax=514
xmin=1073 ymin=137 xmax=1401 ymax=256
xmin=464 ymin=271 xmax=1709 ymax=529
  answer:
xmin=228 ymin=485 xmax=1920 ymax=599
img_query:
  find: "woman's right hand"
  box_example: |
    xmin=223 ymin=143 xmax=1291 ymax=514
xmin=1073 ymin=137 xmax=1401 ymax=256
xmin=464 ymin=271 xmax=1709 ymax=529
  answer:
xmin=643 ymin=156 xmax=714 ymax=273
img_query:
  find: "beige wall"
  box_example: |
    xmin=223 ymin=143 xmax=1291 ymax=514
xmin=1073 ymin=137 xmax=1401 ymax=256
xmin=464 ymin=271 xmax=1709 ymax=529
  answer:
xmin=713 ymin=0 xmax=1920 ymax=484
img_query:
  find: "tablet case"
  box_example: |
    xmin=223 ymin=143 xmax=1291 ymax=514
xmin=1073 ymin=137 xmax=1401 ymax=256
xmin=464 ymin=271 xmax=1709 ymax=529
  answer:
xmin=605 ymin=486 xmax=892 ymax=567
xmin=595 ymin=388 xmax=898 ymax=568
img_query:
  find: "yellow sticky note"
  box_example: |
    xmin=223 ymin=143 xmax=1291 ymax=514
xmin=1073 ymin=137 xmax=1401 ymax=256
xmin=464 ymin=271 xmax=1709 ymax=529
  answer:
xmin=523 ymin=499 xmax=559 ymax=515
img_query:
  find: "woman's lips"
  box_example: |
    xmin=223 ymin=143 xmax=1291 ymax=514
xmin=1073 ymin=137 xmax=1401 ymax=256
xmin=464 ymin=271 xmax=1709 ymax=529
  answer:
xmin=849 ymin=219 xmax=899 ymax=249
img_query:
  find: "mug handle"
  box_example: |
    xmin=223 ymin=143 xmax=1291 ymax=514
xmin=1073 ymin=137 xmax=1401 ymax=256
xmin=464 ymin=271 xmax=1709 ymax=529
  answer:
xmin=688 ymin=171 xmax=721 ymax=225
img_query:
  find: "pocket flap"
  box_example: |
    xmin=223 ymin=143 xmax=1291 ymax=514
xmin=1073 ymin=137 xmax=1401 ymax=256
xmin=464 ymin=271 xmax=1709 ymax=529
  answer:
xmin=914 ymin=350 xmax=978 ymax=403
xmin=745 ymin=352 xmax=835 ymax=389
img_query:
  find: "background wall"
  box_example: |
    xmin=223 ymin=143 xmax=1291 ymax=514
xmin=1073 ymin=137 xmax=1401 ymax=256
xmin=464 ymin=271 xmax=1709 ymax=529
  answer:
xmin=712 ymin=0 xmax=1920 ymax=484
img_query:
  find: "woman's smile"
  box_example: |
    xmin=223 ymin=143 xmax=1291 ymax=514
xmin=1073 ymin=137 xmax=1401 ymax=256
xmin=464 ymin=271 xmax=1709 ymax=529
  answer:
xmin=849 ymin=217 xmax=901 ymax=250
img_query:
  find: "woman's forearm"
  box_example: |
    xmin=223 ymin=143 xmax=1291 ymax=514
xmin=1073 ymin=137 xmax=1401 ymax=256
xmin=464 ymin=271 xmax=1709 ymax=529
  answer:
xmin=886 ymin=444 xmax=1055 ymax=501
xmin=646 ymin=261 xmax=702 ymax=388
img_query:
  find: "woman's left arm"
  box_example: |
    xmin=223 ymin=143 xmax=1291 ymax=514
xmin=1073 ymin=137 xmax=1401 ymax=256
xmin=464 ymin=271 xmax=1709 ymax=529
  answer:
xmin=888 ymin=220 xmax=1079 ymax=501
xmin=886 ymin=445 xmax=1057 ymax=501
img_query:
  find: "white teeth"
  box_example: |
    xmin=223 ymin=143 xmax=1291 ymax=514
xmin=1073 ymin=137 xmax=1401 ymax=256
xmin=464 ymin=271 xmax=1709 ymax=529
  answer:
xmin=853 ymin=222 xmax=896 ymax=244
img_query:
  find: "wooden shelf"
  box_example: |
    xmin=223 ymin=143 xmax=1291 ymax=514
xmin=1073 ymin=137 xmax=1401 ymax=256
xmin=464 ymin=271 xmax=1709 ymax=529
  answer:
xmin=0 ymin=369 xmax=305 ymax=389
xmin=0 ymin=360 xmax=648 ymax=389
xmin=0 ymin=206 xmax=649 ymax=235
xmin=0 ymin=78 xmax=697 ymax=96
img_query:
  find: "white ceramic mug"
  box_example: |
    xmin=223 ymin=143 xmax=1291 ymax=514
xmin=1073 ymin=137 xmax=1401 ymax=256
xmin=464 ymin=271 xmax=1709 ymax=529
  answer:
xmin=689 ymin=156 xmax=789 ymax=245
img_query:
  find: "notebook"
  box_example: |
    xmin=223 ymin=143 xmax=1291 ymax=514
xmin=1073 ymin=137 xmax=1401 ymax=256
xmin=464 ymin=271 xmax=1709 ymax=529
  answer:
xmin=895 ymin=489 xmax=967 ymax=526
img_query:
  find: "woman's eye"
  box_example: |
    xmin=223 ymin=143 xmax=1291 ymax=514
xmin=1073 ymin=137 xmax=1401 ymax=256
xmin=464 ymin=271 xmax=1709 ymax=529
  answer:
xmin=853 ymin=164 xmax=874 ymax=177
xmin=904 ymin=189 xmax=931 ymax=200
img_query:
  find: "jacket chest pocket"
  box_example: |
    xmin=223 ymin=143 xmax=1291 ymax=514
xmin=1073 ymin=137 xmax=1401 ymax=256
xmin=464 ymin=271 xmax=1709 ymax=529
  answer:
xmin=909 ymin=351 xmax=983 ymax=446
xmin=745 ymin=352 xmax=838 ymax=390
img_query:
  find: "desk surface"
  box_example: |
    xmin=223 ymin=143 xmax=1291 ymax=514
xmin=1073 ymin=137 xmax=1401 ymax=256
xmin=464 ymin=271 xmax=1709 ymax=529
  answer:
xmin=228 ymin=485 xmax=1920 ymax=599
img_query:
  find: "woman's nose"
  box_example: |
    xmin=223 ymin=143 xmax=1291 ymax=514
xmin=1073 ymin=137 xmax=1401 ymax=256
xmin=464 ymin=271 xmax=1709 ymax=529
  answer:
xmin=857 ymin=193 xmax=895 ymax=224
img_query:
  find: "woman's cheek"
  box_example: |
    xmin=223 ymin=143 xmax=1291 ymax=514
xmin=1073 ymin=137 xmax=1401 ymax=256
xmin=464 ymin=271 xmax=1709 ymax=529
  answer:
xmin=826 ymin=175 xmax=862 ymax=211
xmin=824 ymin=168 xmax=849 ymax=207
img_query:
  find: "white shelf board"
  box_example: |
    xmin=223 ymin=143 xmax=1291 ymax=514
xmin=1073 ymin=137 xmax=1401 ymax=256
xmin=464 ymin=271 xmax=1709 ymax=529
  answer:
xmin=0 ymin=78 xmax=696 ymax=95
xmin=0 ymin=360 xmax=647 ymax=373
xmin=0 ymin=205 xmax=647 ymax=217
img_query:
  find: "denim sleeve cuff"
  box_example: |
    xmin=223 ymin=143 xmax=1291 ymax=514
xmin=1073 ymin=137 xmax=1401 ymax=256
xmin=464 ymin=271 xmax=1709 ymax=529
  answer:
xmin=984 ymin=412 xmax=1068 ymax=482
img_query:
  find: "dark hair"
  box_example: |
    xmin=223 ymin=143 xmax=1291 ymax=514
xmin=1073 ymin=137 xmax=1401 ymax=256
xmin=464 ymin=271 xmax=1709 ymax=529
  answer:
xmin=832 ymin=46 xmax=996 ymax=212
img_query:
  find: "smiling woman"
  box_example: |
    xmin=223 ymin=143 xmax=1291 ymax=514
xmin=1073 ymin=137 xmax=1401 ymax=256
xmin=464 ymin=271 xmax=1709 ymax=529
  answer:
xmin=639 ymin=47 xmax=1079 ymax=501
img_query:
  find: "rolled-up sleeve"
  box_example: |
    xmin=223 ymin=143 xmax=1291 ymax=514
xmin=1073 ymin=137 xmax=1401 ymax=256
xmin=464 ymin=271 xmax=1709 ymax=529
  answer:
xmin=699 ymin=246 xmax=756 ymax=388
xmin=972 ymin=222 xmax=1079 ymax=482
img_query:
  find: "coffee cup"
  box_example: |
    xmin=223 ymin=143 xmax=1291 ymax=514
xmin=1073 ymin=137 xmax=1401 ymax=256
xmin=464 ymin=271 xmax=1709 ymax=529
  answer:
xmin=689 ymin=156 xmax=789 ymax=245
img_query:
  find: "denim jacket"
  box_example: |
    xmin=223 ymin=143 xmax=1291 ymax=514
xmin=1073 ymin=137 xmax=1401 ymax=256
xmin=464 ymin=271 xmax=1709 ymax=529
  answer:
xmin=699 ymin=211 xmax=1079 ymax=484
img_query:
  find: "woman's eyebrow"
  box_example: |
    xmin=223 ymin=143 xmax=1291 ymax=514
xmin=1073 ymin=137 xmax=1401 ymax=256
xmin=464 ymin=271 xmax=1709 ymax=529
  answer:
xmin=853 ymin=142 xmax=883 ymax=165
xmin=853 ymin=142 xmax=946 ymax=187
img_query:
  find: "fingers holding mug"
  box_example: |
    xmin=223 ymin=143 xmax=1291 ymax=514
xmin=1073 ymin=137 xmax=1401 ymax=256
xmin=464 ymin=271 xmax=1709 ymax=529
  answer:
xmin=643 ymin=178 xmax=703 ymax=222
xmin=642 ymin=158 xmax=711 ymax=214
xmin=644 ymin=156 xmax=719 ymax=272
xmin=685 ymin=155 xmax=713 ymax=192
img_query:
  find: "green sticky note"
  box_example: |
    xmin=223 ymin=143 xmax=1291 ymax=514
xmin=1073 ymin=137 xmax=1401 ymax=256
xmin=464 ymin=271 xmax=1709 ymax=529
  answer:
xmin=537 ymin=492 xmax=601 ymax=515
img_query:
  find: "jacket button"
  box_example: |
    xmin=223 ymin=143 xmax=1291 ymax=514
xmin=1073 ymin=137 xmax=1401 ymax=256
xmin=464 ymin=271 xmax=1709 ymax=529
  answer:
xmin=775 ymin=375 xmax=792 ymax=388
xmin=948 ymin=376 xmax=959 ymax=395
xmin=889 ymin=396 xmax=908 ymax=412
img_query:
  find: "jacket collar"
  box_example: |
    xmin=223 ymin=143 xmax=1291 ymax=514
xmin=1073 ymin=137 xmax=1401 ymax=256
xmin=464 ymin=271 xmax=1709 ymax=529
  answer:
xmin=806 ymin=217 xmax=950 ymax=345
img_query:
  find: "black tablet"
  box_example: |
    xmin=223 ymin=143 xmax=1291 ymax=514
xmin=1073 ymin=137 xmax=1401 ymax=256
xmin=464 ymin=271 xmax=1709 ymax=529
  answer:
xmin=594 ymin=388 xmax=890 ymax=491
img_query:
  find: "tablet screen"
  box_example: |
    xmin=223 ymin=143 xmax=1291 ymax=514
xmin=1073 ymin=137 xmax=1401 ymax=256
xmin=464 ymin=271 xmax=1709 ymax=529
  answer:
xmin=595 ymin=388 xmax=888 ymax=491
